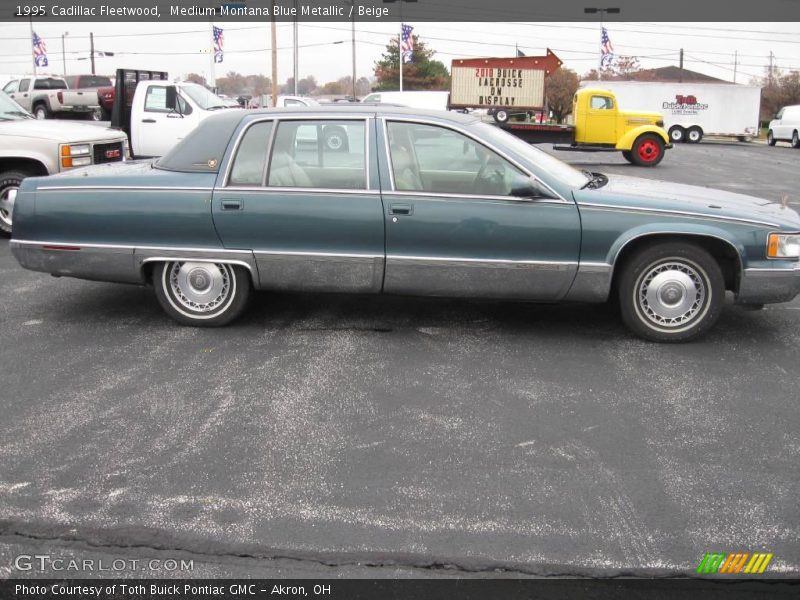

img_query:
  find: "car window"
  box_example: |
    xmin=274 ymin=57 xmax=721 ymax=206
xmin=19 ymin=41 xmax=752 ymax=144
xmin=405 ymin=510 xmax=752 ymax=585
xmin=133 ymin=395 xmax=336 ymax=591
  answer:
xmin=3 ymin=81 xmax=19 ymax=94
xmin=590 ymin=96 xmax=613 ymax=110
xmin=19 ymin=79 xmax=30 ymax=92
xmin=34 ymin=78 xmax=67 ymax=90
xmin=64 ymin=76 xmax=77 ymax=88
xmin=82 ymin=76 xmax=112 ymax=88
xmin=144 ymin=86 xmax=188 ymax=114
xmin=386 ymin=121 xmax=530 ymax=197
xmin=284 ymin=98 xmax=304 ymax=106
xmin=267 ymin=120 xmax=366 ymax=189
xmin=229 ymin=121 xmax=274 ymax=186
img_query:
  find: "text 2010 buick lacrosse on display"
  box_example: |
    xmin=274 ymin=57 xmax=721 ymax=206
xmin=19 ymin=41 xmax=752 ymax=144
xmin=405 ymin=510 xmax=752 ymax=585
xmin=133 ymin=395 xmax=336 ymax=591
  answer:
xmin=9 ymin=106 xmax=800 ymax=342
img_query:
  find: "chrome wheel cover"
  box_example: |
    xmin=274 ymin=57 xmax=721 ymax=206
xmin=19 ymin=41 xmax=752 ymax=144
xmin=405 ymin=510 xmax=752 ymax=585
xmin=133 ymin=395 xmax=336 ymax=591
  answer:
xmin=168 ymin=262 xmax=232 ymax=313
xmin=636 ymin=260 xmax=707 ymax=329
xmin=0 ymin=186 xmax=17 ymax=230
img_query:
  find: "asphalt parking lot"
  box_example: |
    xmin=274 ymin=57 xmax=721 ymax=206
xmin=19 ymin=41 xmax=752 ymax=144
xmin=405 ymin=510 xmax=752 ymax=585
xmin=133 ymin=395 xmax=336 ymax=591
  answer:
xmin=1 ymin=141 xmax=799 ymax=579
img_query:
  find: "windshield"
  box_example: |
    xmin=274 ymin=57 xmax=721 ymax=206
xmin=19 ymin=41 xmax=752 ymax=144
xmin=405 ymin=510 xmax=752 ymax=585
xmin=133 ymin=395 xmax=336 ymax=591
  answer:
xmin=180 ymin=83 xmax=228 ymax=110
xmin=473 ymin=121 xmax=589 ymax=189
xmin=0 ymin=92 xmax=33 ymax=119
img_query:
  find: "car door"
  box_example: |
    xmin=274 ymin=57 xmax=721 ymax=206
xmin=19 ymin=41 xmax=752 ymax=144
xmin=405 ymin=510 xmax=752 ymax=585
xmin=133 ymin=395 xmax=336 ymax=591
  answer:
xmin=133 ymin=85 xmax=195 ymax=157
xmin=10 ymin=79 xmax=31 ymax=110
xmin=379 ymin=118 xmax=581 ymax=300
xmin=582 ymin=94 xmax=617 ymax=145
xmin=212 ymin=116 xmax=385 ymax=293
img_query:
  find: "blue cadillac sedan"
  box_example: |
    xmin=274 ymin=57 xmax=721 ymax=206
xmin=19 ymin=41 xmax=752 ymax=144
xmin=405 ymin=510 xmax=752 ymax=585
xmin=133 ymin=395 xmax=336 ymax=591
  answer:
xmin=9 ymin=106 xmax=800 ymax=341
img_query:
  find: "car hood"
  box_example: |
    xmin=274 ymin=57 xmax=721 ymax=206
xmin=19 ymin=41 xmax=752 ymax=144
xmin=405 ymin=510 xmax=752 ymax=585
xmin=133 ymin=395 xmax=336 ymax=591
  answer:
xmin=575 ymin=173 xmax=800 ymax=228
xmin=0 ymin=118 xmax=126 ymax=143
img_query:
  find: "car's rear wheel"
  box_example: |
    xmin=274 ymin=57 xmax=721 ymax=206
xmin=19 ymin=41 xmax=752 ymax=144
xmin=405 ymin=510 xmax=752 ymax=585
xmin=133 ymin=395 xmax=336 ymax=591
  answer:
xmin=0 ymin=170 xmax=29 ymax=235
xmin=767 ymin=130 xmax=776 ymax=146
xmin=687 ymin=126 xmax=703 ymax=143
xmin=668 ymin=126 xmax=685 ymax=143
xmin=792 ymin=130 xmax=800 ymax=149
xmin=153 ymin=261 xmax=251 ymax=326
xmin=33 ymin=103 xmax=50 ymax=120
xmin=629 ymin=133 xmax=665 ymax=167
xmin=618 ymin=242 xmax=725 ymax=342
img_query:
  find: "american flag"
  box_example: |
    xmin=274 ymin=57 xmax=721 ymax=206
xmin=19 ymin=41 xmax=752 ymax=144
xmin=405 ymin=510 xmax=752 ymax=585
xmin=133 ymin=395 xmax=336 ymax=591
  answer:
xmin=401 ymin=24 xmax=414 ymax=64
xmin=32 ymin=31 xmax=48 ymax=68
xmin=600 ymin=27 xmax=614 ymax=68
xmin=213 ymin=26 xmax=224 ymax=64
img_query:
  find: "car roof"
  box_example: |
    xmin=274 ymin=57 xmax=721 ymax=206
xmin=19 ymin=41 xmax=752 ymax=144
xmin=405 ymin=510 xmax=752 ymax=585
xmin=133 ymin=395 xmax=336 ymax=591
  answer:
xmin=240 ymin=104 xmax=478 ymax=124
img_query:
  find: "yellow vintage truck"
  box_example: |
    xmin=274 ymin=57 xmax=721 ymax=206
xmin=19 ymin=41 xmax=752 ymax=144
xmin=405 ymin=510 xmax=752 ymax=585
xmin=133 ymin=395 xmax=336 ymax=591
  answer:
xmin=498 ymin=87 xmax=672 ymax=166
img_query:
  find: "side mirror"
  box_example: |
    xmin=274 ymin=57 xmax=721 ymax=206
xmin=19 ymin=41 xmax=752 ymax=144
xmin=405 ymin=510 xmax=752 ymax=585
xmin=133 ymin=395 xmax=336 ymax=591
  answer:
xmin=165 ymin=86 xmax=180 ymax=114
xmin=511 ymin=177 xmax=555 ymax=200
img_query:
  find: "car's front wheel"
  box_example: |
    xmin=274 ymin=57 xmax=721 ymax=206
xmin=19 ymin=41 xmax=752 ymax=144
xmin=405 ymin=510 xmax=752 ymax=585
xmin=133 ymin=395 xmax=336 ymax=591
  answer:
xmin=153 ymin=261 xmax=251 ymax=326
xmin=618 ymin=242 xmax=725 ymax=342
xmin=629 ymin=133 xmax=666 ymax=167
xmin=0 ymin=169 xmax=30 ymax=235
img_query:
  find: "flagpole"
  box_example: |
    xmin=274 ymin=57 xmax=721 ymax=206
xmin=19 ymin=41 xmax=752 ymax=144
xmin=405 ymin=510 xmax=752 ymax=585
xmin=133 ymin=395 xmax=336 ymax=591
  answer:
xmin=208 ymin=21 xmax=216 ymax=89
xmin=399 ymin=23 xmax=403 ymax=92
xmin=29 ymin=17 xmax=36 ymax=75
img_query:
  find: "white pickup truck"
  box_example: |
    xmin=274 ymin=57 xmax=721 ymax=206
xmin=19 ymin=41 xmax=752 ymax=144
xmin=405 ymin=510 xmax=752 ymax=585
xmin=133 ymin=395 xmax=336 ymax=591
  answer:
xmin=113 ymin=71 xmax=239 ymax=158
xmin=0 ymin=91 xmax=128 ymax=234
xmin=2 ymin=76 xmax=101 ymax=120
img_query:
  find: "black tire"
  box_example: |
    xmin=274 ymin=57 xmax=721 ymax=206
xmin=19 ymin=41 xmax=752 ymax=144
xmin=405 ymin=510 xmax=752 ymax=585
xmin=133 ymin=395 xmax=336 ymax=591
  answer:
xmin=87 ymin=107 xmax=103 ymax=121
xmin=668 ymin=126 xmax=685 ymax=143
xmin=792 ymin=130 xmax=800 ymax=149
xmin=621 ymin=150 xmax=634 ymax=164
xmin=32 ymin=103 xmax=50 ymax=120
xmin=767 ymin=130 xmax=776 ymax=146
xmin=629 ymin=133 xmax=665 ymax=167
xmin=618 ymin=242 xmax=725 ymax=342
xmin=493 ymin=109 xmax=509 ymax=124
xmin=0 ymin=169 xmax=30 ymax=236
xmin=323 ymin=125 xmax=349 ymax=152
xmin=153 ymin=261 xmax=251 ymax=326
xmin=687 ymin=126 xmax=703 ymax=143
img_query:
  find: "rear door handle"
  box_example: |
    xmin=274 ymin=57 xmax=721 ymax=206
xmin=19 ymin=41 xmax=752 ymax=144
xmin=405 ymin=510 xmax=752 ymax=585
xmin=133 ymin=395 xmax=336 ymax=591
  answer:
xmin=220 ymin=199 xmax=243 ymax=211
xmin=141 ymin=118 xmax=156 ymax=123
xmin=389 ymin=203 xmax=413 ymax=216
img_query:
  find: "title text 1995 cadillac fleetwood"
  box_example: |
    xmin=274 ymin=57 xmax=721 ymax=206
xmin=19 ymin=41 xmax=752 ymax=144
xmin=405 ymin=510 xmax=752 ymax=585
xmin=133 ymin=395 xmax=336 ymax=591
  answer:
xmin=9 ymin=106 xmax=800 ymax=341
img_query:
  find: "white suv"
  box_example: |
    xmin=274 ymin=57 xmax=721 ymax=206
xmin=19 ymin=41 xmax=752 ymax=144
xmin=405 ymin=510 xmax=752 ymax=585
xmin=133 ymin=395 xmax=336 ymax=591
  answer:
xmin=767 ymin=105 xmax=800 ymax=148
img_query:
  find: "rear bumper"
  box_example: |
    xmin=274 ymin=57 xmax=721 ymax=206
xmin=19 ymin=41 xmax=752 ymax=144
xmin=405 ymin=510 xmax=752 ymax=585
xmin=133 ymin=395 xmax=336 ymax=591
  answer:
xmin=737 ymin=264 xmax=800 ymax=304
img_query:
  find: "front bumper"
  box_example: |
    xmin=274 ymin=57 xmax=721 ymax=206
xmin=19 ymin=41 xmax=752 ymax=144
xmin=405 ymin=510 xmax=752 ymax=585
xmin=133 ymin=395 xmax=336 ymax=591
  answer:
xmin=737 ymin=264 xmax=800 ymax=304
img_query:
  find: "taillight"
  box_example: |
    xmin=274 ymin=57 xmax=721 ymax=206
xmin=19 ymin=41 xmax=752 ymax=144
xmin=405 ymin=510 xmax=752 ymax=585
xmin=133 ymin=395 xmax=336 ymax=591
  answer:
xmin=57 ymin=91 xmax=63 ymax=104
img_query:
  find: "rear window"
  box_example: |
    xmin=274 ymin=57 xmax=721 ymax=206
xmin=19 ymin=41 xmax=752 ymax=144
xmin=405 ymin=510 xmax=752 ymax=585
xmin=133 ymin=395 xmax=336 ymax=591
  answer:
xmin=33 ymin=78 xmax=67 ymax=90
xmin=156 ymin=113 xmax=242 ymax=173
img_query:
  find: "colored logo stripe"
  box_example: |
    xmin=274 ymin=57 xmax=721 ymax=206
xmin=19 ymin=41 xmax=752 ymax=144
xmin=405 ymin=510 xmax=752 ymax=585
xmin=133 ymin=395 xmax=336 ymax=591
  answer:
xmin=697 ymin=552 xmax=773 ymax=574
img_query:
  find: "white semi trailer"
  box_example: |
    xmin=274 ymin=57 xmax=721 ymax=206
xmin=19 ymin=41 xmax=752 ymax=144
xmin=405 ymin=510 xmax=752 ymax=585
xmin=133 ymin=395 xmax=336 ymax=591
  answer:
xmin=580 ymin=81 xmax=761 ymax=143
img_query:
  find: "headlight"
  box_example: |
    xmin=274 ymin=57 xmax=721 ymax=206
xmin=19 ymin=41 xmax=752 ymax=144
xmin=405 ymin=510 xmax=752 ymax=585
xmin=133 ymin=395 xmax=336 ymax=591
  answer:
xmin=60 ymin=143 xmax=92 ymax=169
xmin=767 ymin=233 xmax=800 ymax=259
xmin=656 ymin=119 xmax=664 ymax=127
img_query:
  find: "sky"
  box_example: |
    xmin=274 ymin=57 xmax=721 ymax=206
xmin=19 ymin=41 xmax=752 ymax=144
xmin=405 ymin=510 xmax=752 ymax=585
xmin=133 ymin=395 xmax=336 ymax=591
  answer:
xmin=1 ymin=21 xmax=799 ymax=88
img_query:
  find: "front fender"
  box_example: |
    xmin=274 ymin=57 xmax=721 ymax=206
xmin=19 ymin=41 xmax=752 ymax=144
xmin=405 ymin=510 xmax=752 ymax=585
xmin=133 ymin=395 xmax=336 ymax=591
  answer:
xmin=605 ymin=222 xmax=747 ymax=269
xmin=615 ymin=126 xmax=670 ymax=150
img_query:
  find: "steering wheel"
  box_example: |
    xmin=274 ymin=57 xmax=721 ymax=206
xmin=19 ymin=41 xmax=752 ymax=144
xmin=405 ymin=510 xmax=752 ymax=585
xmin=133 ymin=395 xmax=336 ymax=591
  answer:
xmin=472 ymin=158 xmax=507 ymax=196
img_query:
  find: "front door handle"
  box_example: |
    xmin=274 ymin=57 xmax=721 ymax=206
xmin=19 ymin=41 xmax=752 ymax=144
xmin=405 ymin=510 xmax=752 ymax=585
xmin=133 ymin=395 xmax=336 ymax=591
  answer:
xmin=389 ymin=203 xmax=413 ymax=216
xmin=141 ymin=118 xmax=156 ymax=123
xmin=220 ymin=199 xmax=243 ymax=211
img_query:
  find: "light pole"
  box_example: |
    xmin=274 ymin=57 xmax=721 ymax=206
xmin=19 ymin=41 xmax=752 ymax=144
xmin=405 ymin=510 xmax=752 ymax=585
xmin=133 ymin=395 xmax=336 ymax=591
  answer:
xmin=584 ymin=7 xmax=619 ymax=80
xmin=61 ymin=31 xmax=69 ymax=76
